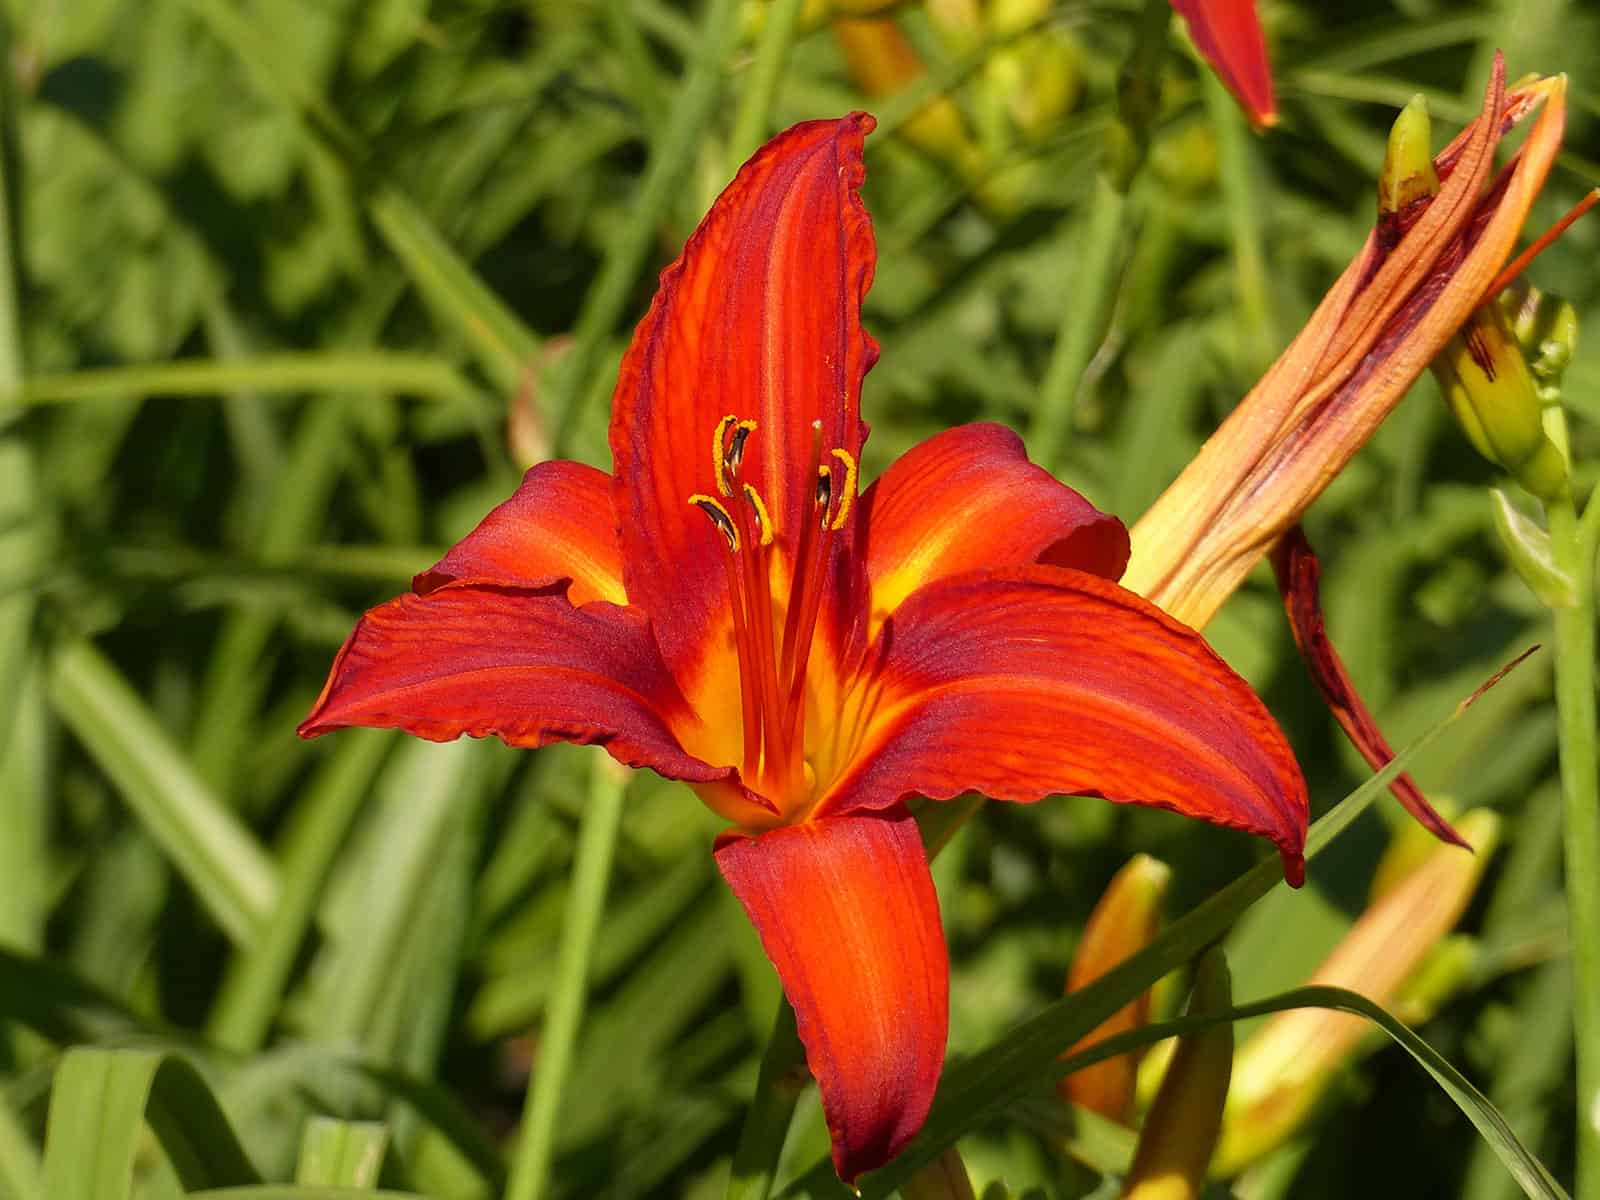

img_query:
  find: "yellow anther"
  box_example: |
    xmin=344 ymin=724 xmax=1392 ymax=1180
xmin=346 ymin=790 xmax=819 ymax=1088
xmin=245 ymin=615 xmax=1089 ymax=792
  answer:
xmin=712 ymin=415 xmax=740 ymax=497
xmin=742 ymin=483 xmax=775 ymax=546
xmin=688 ymin=493 xmax=739 ymax=552
xmin=827 ymin=448 xmax=858 ymax=531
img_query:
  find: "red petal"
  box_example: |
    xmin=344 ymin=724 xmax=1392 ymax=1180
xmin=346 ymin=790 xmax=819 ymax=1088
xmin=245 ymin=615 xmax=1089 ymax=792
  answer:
xmin=1271 ymin=527 xmax=1468 ymax=848
xmin=859 ymin=423 xmax=1129 ymax=631
xmin=413 ymin=460 xmax=625 ymax=606
xmin=715 ymin=806 xmax=947 ymax=1183
xmin=1172 ymin=0 xmax=1277 ymax=129
xmin=608 ymin=114 xmax=879 ymax=678
xmin=821 ymin=567 xmax=1308 ymax=885
xmin=298 ymin=583 xmax=723 ymax=784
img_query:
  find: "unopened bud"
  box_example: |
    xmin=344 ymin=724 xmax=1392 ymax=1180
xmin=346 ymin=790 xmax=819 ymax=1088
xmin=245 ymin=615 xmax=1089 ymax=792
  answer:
xmin=1377 ymin=96 xmax=1440 ymax=236
xmin=902 ymin=1147 xmax=977 ymax=1200
xmin=1368 ymin=796 xmax=1460 ymax=903
xmin=993 ymin=32 xmax=1081 ymax=143
xmin=831 ymin=17 xmax=992 ymax=192
xmin=1061 ymin=855 xmax=1172 ymax=1123
xmin=1118 ymin=947 xmax=1233 ymax=1200
xmin=1218 ymin=810 xmax=1500 ymax=1171
xmin=1498 ymin=281 xmax=1579 ymax=391
xmin=1432 ymin=305 xmax=1569 ymax=500
xmin=1391 ymin=934 xmax=1478 ymax=1026
xmin=926 ymin=0 xmax=983 ymax=53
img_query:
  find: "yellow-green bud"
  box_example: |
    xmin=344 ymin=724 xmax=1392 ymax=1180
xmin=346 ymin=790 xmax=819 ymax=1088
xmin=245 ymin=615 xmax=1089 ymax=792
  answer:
xmin=1118 ymin=948 xmax=1233 ymax=1200
xmin=925 ymin=0 xmax=983 ymax=53
xmin=1498 ymin=281 xmax=1579 ymax=391
xmin=1431 ymin=305 xmax=1569 ymax=500
xmin=1378 ymin=95 xmax=1440 ymax=218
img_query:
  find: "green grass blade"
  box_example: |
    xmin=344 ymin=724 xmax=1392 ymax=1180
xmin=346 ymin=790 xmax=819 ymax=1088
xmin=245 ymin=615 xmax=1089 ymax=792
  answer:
xmin=46 ymin=640 xmax=278 ymax=946
xmin=0 ymin=1089 xmax=42 ymax=1200
xmin=295 ymin=1118 xmax=389 ymax=1188
xmin=366 ymin=189 xmax=541 ymax=394
xmin=42 ymin=1048 xmax=261 ymax=1200
xmin=1031 ymin=986 xmax=1566 ymax=1200
xmin=0 ymin=946 xmax=155 ymax=1044
xmin=182 ymin=0 xmax=542 ymax=395
xmin=297 ymin=737 xmax=485 ymax=1049
xmin=505 ymin=756 xmax=628 ymax=1200
xmin=208 ymin=731 xmax=398 ymax=1053
xmin=189 ymin=1189 xmax=426 ymax=1199
xmin=11 ymin=355 xmax=479 ymax=407
xmin=548 ymin=0 xmax=743 ymax=453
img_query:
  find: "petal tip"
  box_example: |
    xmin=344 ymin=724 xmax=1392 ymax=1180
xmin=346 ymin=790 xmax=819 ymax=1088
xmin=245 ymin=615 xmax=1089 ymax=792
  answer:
xmin=1281 ymin=848 xmax=1306 ymax=888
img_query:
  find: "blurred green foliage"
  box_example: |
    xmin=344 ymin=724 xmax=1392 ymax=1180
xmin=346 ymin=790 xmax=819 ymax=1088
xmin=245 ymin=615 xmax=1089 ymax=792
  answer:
xmin=0 ymin=0 xmax=1596 ymax=1196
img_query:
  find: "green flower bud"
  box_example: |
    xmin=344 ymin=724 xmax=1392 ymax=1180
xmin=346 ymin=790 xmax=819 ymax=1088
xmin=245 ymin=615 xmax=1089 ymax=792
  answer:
xmin=1431 ymin=304 xmax=1569 ymax=500
xmin=1498 ymin=280 xmax=1579 ymax=391
xmin=1378 ymin=95 xmax=1440 ymax=219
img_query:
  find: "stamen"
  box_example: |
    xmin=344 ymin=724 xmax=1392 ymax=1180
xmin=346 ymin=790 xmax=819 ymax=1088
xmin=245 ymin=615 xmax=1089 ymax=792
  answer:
xmin=727 ymin=419 xmax=757 ymax=478
xmin=1486 ymin=188 xmax=1600 ymax=298
xmin=779 ymin=424 xmax=829 ymax=692
xmin=688 ymin=493 xmax=739 ymax=552
xmin=712 ymin=415 xmax=740 ymax=497
xmin=827 ymin=449 xmax=858 ymax=531
xmin=815 ymin=465 xmax=833 ymax=520
xmin=743 ymin=483 xmax=775 ymax=547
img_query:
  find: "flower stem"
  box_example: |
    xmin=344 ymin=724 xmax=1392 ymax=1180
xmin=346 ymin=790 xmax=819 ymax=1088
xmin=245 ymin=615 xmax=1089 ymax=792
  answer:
xmin=727 ymin=0 xmax=805 ymax=173
xmin=1032 ymin=171 xmax=1128 ymax=473
xmin=1031 ymin=0 xmax=1168 ymax=472
xmin=725 ymin=1001 xmax=804 ymax=1200
xmin=505 ymin=756 xmax=628 ymax=1200
xmin=1546 ymin=487 xmax=1600 ymax=1200
xmin=1202 ymin=70 xmax=1276 ymax=374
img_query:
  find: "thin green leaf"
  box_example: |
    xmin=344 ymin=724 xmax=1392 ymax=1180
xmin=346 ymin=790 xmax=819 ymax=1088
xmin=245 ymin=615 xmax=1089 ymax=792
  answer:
xmin=295 ymin=1118 xmax=389 ymax=1188
xmin=12 ymin=355 xmax=479 ymax=408
xmin=46 ymin=640 xmax=278 ymax=947
xmin=42 ymin=1048 xmax=261 ymax=1200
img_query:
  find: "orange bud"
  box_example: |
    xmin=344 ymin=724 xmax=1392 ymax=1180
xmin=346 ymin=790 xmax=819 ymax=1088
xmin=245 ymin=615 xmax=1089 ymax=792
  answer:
xmin=1126 ymin=60 xmax=1565 ymax=629
xmin=1060 ymin=855 xmax=1172 ymax=1123
xmin=1118 ymin=947 xmax=1234 ymax=1200
xmin=1217 ymin=810 xmax=1500 ymax=1171
xmin=831 ymin=17 xmax=982 ymax=174
xmin=901 ymin=1146 xmax=977 ymax=1200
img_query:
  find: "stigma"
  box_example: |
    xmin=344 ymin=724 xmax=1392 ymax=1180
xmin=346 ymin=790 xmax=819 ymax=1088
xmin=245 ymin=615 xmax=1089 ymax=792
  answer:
xmin=687 ymin=415 xmax=857 ymax=814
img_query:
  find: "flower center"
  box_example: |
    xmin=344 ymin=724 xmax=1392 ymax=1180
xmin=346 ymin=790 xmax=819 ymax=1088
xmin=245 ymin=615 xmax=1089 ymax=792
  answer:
xmin=688 ymin=414 xmax=856 ymax=815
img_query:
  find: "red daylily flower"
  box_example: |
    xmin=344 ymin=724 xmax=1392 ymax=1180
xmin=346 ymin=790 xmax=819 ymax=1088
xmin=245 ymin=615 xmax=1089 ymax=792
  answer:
xmin=1172 ymin=0 xmax=1277 ymax=128
xmin=299 ymin=114 xmax=1307 ymax=1183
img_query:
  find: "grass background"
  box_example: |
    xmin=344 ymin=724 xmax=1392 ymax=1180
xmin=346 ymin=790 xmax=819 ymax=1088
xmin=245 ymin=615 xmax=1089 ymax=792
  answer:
xmin=0 ymin=0 xmax=1597 ymax=1196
